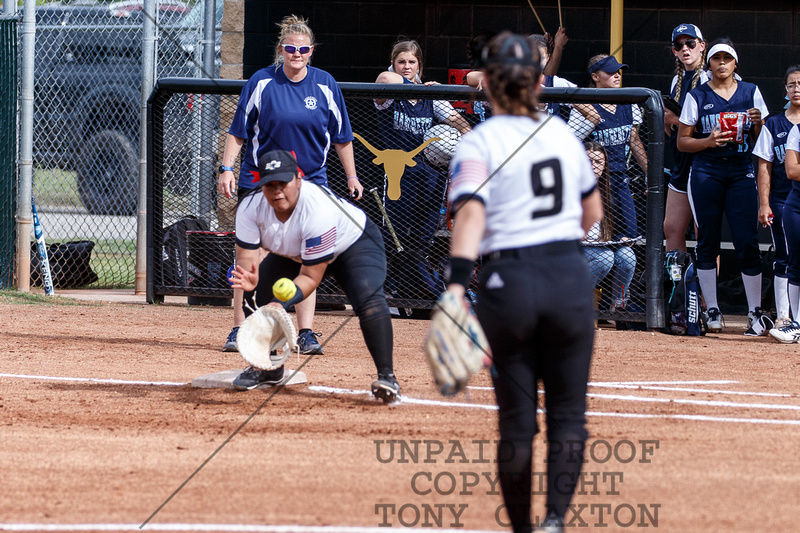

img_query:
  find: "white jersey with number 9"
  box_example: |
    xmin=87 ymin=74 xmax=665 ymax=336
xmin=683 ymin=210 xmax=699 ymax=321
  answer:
xmin=448 ymin=114 xmax=597 ymax=256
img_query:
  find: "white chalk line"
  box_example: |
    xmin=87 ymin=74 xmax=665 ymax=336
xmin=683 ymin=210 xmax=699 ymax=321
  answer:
xmin=0 ymin=373 xmax=186 ymax=387
xmin=586 ymin=392 xmax=800 ymax=411
xmin=0 ymin=524 xmax=496 ymax=533
xmin=4 ymin=373 xmax=800 ymax=425
xmin=469 ymin=381 xmax=793 ymax=398
xmin=308 ymin=385 xmax=800 ymax=426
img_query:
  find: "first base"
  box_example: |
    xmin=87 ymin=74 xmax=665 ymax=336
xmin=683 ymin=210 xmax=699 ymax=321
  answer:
xmin=191 ymin=368 xmax=308 ymax=389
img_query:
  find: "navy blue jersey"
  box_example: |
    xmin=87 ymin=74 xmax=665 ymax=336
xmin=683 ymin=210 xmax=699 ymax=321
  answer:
xmin=680 ymin=81 xmax=769 ymax=159
xmin=753 ymin=113 xmax=795 ymax=197
xmin=593 ymin=105 xmax=637 ymax=174
xmin=667 ymin=70 xmax=710 ymax=184
xmin=374 ymin=77 xmax=456 ymax=152
xmin=568 ymin=104 xmax=642 ymax=174
xmin=229 ymin=65 xmax=353 ymax=188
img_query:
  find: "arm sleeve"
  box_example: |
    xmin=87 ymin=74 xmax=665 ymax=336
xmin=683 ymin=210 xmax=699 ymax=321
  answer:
xmin=300 ymin=214 xmax=339 ymax=265
xmin=679 ymin=94 xmax=699 ymax=126
xmin=234 ymin=195 xmax=262 ymax=250
xmin=787 ymin=124 xmax=800 ymax=153
xmin=433 ymin=100 xmax=457 ymax=123
xmin=754 ymin=87 xmax=770 ymax=119
xmin=567 ymin=108 xmax=595 ymax=140
xmin=633 ymin=104 xmax=643 ymax=126
xmin=752 ymin=125 xmax=775 ymax=162
xmin=448 ymin=135 xmax=489 ymax=206
xmin=229 ymin=78 xmax=257 ymax=139
xmin=328 ymin=82 xmax=354 ymax=143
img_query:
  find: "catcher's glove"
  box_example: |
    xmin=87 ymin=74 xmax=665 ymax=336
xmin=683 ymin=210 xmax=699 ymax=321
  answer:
xmin=424 ymin=289 xmax=490 ymax=396
xmin=237 ymin=305 xmax=298 ymax=370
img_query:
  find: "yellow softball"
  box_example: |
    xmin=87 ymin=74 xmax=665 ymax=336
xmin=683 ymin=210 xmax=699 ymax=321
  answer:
xmin=272 ymin=277 xmax=297 ymax=302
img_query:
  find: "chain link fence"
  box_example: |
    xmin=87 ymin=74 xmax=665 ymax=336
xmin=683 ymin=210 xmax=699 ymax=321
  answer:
xmin=27 ymin=0 xmax=218 ymax=289
xmin=148 ymin=79 xmax=665 ymax=328
xmin=0 ymin=15 xmax=17 ymax=289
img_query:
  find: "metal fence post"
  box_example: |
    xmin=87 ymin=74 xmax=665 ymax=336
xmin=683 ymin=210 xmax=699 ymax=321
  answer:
xmin=0 ymin=13 xmax=18 ymax=289
xmin=135 ymin=0 xmax=157 ymax=294
xmin=15 ymin=0 xmax=35 ymax=292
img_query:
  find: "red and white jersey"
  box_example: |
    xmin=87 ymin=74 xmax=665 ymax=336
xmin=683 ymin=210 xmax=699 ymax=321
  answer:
xmin=235 ymin=184 xmax=367 ymax=265
xmin=449 ymin=114 xmax=596 ymax=255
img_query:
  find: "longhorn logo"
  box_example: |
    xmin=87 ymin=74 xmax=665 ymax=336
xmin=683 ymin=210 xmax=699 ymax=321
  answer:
xmin=353 ymin=132 xmax=440 ymax=200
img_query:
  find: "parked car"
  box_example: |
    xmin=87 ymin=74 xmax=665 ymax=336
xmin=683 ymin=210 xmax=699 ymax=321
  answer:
xmin=33 ymin=0 xmax=221 ymax=215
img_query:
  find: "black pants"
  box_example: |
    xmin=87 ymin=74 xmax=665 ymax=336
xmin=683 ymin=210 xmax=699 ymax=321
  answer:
xmin=476 ymin=241 xmax=595 ymax=532
xmin=244 ymin=219 xmax=394 ymax=375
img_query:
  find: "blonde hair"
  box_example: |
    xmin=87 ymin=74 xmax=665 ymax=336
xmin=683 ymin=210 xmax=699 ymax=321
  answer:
xmin=273 ymin=14 xmax=315 ymax=66
xmin=587 ymin=54 xmax=609 ymax=87
xmin=390 ymin=40 xmax=424 ymax=82
xmin=673 ymin=40 xmax=707 ymax=103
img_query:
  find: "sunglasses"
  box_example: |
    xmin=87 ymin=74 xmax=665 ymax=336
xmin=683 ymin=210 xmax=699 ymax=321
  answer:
xmin=673 ymin=39 xmax=698 ymax=51
xmin=281 ymin=44 xmax=312 ymax=54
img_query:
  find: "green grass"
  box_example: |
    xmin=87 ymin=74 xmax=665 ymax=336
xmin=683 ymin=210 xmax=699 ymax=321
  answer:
xmin=0 ymin=289 xmax=100 ymax=306
xmin=91 ymin=238 xmax=136 ymax=288
xmin=33 ymin=167 xmax=82 ymax=209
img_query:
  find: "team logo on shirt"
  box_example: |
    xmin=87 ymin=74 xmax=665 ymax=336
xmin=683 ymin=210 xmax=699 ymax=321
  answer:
xmin=304 ymin=96 xmax=318 ymax=110
xmin=778 ymin=131 xmax=788 ymax=138
xmin=703 ymin=103 xmax=715 ymax=110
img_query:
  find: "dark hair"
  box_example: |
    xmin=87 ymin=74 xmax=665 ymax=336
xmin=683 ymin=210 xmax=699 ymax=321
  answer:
xmin=466 ymin=31 xmax=496 ymax=69
xmin=785 ymin=65 xmax=800 ymax=85
xmin=483 ymin=32 xmax=543 ymax=118
xmin=706 ymin=37 xmax=738 ymax=72
xmin=584 ymin=141 xmax=614 ymax=241
xmin=528 ymin=34 xmax=549 ymax=55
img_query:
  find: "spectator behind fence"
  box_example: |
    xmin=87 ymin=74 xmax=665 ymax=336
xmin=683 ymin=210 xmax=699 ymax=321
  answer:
xmin=466 ymin=29 xmax=574 ymax=114
xmin=754 ymin=65 xmax=800 ymax=331
xmin=568 ymin=54 xmax=648 ymax=240
xmin=529 ymin=30 xmax=576 ymax=117
xmin=663 ymin=24 xmax=708 ymax=252
xmin=217 ymin=14 xmax=362 ymax=355
xmin=582 ymin=141 xmax=637 ymax=313
xmin=373 ymin=39 xmax=471 ymax=301
xmin=677 ymin=38 xmax=769 ymax=335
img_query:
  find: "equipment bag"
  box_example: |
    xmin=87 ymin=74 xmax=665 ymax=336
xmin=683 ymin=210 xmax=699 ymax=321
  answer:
xmin=162 ymin=216 xmax=209 ymax=287
xmin=664 ymin=250 xmax=707 ymax=336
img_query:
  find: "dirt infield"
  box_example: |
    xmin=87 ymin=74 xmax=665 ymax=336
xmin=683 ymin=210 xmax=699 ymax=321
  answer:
xmin=2 ymin=297 xmax=800 ymax=532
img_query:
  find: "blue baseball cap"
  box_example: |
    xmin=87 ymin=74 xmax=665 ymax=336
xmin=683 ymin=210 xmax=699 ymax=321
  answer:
xmin=672 ymin=24 xmax=703 ymax=43
xmin=588 ymin=56 xmax=628 ymax=74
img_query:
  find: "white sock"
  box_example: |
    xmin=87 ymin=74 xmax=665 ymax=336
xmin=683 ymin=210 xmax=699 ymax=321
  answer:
xmin=741 ymin=273 xmax=762 ymax=313
xmin=790 ymin=283 xmax=800 ymax=322
xmin=774 ymin=276 xmax=790 ymax=320
xmin=697 ymin=268 xmax=718 ymax=310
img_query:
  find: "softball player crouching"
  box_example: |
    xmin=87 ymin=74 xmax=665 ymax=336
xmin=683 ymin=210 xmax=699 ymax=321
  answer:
xmin=229 ymin=150 xmax=400 ymax=402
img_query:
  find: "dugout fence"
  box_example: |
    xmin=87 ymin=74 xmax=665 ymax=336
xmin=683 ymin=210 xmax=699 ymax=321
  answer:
xmin=146 ymin=78 xmax=666 ymax=329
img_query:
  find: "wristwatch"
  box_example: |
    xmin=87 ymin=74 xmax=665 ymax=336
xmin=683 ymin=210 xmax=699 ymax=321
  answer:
xmin=218 ymin=165 xmax=234 ymax=173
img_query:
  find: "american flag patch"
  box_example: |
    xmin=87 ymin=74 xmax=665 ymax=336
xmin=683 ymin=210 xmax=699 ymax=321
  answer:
xmin=452 ymin=160 xmax=488 ymax=187
xmin=305 ymin=227 xmax=336 ymax=255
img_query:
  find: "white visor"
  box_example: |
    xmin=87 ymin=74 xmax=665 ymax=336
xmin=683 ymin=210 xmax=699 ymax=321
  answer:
xmin=707 ymin=43 xmax=738 ymax=64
